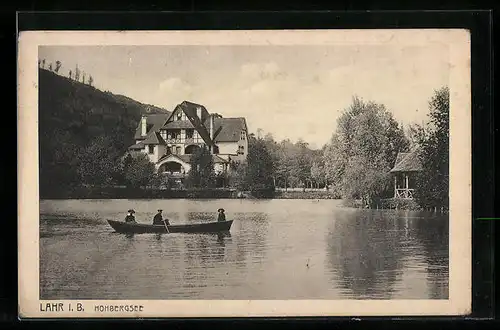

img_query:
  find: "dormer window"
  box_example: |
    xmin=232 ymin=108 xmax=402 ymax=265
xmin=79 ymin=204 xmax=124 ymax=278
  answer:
xmin=177 ymin=112 xmax=182 ymax=120
xmin=148 ymin=145 xmax=154 ymax=154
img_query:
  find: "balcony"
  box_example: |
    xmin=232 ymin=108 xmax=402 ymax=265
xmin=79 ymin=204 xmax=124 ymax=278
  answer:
xmin=165 ymin=138 xmax=182 ymax=144
xmin=395 ymin=188 xmax=414 ymax=199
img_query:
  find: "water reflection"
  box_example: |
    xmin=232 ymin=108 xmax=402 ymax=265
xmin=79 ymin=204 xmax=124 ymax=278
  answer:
xmin=412 ymin=212 xmax=449 ymax=299
xmin=326 ymin=209 xmax=449 ymax=299
xmin=326 ymin=210 xmax=403 ymax=298
xmin=233 ymin=212 xmax=269 ymax=268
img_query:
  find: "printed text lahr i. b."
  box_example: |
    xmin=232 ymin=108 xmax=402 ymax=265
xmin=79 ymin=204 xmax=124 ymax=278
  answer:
xmin=40 ymin=302 xmax=84 ymax=312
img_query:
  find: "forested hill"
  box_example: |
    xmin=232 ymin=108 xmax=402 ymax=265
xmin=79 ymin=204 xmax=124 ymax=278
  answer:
xmin=38 ymin=68 xmax=170 ymax=196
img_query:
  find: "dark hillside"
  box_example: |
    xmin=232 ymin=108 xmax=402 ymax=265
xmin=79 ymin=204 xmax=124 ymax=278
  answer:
xmin=38 ymin=68 xmax=170 ymax=197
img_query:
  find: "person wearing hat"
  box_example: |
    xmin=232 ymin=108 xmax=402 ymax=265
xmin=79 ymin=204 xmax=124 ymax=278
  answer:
xmin=125 ymin=209 xmax=136 ymax=223
xmin=217 ymin=208 xmax=226 ymax=222
xmin=153 ymin=209 xmax=170 ymax=226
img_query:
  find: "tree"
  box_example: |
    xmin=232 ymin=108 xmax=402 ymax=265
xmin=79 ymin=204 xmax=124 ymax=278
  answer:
xmin=323 ymin=95 xmax=409 ymax=204
xmin=227 ymin=161 xmax=248 ymax=191
xmin=413 ymin=87 xmax=449 ymax=209
xmin=123 ymin=153 xmax=157 ymax=188
xmin=185 ymin=145 xmax=216 ymax=188
xmin=292 ymin=139 xmax=313 ymax=189
xmin=75 ymin=65 xmax=80 ymax=81
xmin=245 ymin=136 xmax=275 ymax=195
xmin=275 ymin=139 xmax=296 ymax=189
xmin=310 ymin=159 xmax=324 ymax=188
xmin=76 ymin=135 xmax=121 ymax=186
xmin=82 ymin=72 xmax=86 ymax=84
xmin=88 ymin=75 xmax=94 ymax=86
xmin=69 ymin=70 xmax=72 ymax=79
xmin=48 ymin=63 xmax=53 ymax=71
xmin=55 ymin=60 xmax=62 ymax=73
xmin=42 ymin=59 xmax=45 ymax=68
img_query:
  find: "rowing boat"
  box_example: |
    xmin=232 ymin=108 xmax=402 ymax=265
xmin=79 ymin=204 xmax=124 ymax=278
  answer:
xmin=107 ymin=219 xmax=233 ymax=234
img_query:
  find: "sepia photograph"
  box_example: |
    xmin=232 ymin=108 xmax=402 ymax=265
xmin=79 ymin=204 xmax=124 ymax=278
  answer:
xmin=18 ymin=29 xmax=472 ymax=317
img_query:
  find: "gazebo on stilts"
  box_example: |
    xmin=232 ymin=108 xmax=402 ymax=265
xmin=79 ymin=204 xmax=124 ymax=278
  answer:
xmin=389 ymin=148 xmax=423 ymax=199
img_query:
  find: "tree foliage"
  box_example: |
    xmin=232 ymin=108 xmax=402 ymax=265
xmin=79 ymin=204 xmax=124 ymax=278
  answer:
xmin=323 ymin=96 xmax=409 ymax=203
xmin=413 ymin=87 xmax=449 ymax=208
xmin=228 ymin=161 xmax=248 ymax=191
xmin=123 ymin=153 xmax=157 ymax=188
xmin=55 ymin=60 xmax=61 ymax=73
xmin=185 ymin=146 xmax=216 ymax=188
xmin=76 ymin=135 xmax=121 ymax=186
xmin=245 ymin=136 xmax=275 ymax=193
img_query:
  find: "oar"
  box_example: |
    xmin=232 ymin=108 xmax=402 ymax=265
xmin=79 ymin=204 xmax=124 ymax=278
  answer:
xmin=162 ymin=219 xmax=170 ymax=234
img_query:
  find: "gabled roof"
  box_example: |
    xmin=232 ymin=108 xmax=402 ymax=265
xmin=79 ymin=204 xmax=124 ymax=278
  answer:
xmin=212 ymin=154 xmax=229 ymax=163
xmin=162 ymin=101 xmax=214 ymax=146
xmin=390 ymin=149 xmax=423 ymax=173
xmin=163 ymin=120 xmax=195 ymax=129
xmin=205 ymin=117 xmax=247 ymax=142
xmin=134 ymin=113 xmax=170 ymax=139
xmin=142 ymin=131 xmax=166 ymax=145
xmin=146 ymin=101 xmax=248 ymax=145
xmin=128 ymin=142 xmax=145 ymax=150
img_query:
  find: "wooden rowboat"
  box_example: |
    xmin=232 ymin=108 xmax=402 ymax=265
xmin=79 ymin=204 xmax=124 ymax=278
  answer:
xmin=107 ymin=219 xmax=233 ymax=234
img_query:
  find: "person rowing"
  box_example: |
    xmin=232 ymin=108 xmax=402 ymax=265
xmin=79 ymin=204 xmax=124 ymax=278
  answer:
xmin=217 ymin=208 xmax=226 ymax=222
xmin=125 ymin=209 xmax=136 ymax=223
xmin=153 ymin=209 xmax=170 ymax=226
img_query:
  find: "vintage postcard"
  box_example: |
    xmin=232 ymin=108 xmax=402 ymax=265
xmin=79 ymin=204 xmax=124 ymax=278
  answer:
xmin=18 ymin=29 xmax=471 ymax=318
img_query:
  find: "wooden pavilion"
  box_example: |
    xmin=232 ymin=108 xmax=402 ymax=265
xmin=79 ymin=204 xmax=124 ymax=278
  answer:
xmin=389 ymin=149 xmax=423 ymax=199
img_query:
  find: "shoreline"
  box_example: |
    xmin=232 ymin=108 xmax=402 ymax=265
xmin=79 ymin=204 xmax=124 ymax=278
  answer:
xmin=39 ymin=187 xmax=447 ymax=212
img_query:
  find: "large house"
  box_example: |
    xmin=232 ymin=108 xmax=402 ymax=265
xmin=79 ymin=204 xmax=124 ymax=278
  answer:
xmin=128 ymin=101 xmax=249 ymax=183
xmin=389 ymin=148 xmax=423 ymax=199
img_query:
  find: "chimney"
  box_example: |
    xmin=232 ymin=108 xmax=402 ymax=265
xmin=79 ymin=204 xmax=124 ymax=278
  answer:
xmin=141 ymin=115 xmax=147 ymax=136
xmin=196 ymin=107 xmax=202 ymax=120
xmin=210 ymin=114 xmax=214 ymax=141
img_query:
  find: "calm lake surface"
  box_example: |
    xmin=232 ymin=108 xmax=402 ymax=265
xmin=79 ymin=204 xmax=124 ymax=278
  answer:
xmin=39 ymin=199 xmax=449 ymax=300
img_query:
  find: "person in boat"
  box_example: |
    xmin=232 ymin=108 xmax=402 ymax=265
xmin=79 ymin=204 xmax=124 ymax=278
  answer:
xmin=153 ymin=209 xmax=170 ymax=226
xmin=217 ymin=208 xmax=226 ymax=222
xmin=125 ymin=209 xmax=136 ymax=223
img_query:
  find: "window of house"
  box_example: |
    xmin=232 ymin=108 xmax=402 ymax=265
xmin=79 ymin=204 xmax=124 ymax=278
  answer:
xmin=177 ymin=112 xmax=182 ymax=120
xmin=148 ymin=145 xmax=154 ymax=154
xmin=186 ymin=129 xmax=194 ymax=139
xmin=237 ymin=145 xmax=245 ymax=155
xmin=166 ymin=147 xmax=172 ymax=155
xmin=240 ymin=130 xmax=246 ymax=140
xmin=176 ymin=146 xmax=182 ymax=155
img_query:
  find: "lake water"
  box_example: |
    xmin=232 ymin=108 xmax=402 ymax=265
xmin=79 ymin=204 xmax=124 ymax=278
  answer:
xmin=39 ymin=199 xmax=449 ymax=300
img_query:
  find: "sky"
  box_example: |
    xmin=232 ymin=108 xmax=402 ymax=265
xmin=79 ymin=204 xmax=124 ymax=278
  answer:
xmin=39 ymin=44 xmax=450 ymax=149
